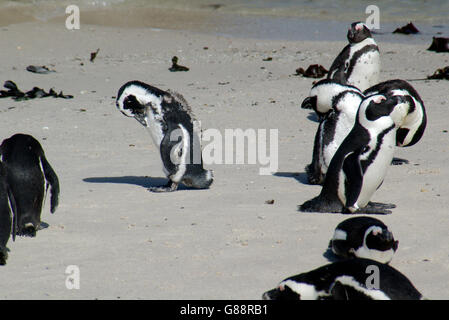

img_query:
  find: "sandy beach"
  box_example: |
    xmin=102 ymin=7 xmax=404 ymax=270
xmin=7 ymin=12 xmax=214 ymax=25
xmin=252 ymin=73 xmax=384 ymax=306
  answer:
xmin=0 ymin=9 xmax=448 ymax=300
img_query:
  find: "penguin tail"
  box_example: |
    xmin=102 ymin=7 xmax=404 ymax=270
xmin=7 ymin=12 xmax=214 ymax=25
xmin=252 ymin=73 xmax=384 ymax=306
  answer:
xmin=40 ymin=156 xmax=60 ymax=213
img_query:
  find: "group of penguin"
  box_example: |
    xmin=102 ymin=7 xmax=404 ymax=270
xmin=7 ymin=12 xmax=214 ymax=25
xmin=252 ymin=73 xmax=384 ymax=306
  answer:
xmin=0 ymin=21 xmax=428 ymax=299
xmin=0 ymin=133 xmax=59 ymax=265
xmin=115 ymin=22 xmax=428 ymax=299
xmin=264 ymin=22 xmax=427 ymax=300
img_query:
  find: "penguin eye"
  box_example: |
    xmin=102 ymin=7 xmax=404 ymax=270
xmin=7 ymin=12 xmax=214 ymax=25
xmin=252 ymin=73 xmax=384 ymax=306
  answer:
xmin=363 ymin=146 xmax=370 ymax=153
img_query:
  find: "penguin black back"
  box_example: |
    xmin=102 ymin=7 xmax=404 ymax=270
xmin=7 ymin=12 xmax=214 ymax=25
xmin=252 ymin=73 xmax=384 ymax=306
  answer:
xmin=329 ymin=216 xmax=398 ymax=263
xmin=116 ymin=81 xmax=213 ymax=192
xmin=263 ymin=258 xmax=423 ymax=300
xmin=0 ymin=134 xmax=59 ymax=236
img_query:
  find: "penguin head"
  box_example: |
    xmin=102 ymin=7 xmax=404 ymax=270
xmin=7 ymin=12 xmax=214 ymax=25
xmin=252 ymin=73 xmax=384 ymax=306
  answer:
xmin=365 ymin=226 xmax=399 ymax=253
xmin=347 ymin=22 xmax=372 ymax=43
xmin=303 ymin=80 xmax=362 ymax=116
xmin=116 ymin=81 xmax=165 ymax=125
xmin=360 ymin=94 xmax=406 ymax=129
xmin=263 ymin=279 xmax=322 ymax=300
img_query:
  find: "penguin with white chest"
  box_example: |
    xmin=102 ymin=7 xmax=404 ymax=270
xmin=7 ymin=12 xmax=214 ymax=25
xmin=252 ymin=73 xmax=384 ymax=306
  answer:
xmin=116 ymin=81 xmax=213 ymax=192
xmin=329 ymin=216 xmax=398 ymax=264
xmin=299 ymin=94 xmax=409 ymax=214
xmin=262 ymin=258 xmax=423 ymax=300
xmin=0 ymin=162 xmax=16 ymax=264
xmin=327 ymin=22 xmax=380 ymax=91
xmin=0 ymin=134 xmax=59 ymax=237
xmin=302 ymin=79 xmax=427 ymax=185
xmin=302 ymin=80 xmax=364 ymax=184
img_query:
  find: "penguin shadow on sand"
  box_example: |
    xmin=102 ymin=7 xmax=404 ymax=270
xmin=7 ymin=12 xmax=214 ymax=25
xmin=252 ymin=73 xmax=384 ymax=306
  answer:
xmin=83 ymin=176 xmax=192 ymax=191
xmin=272 ymin=172 xmax=310 ymax=185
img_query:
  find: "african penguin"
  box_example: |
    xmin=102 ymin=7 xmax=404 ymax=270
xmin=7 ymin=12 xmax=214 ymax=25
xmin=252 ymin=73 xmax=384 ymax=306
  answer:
xmin=327 ymin=22 xmax=380 ymax=91
xmin=262 ymin=258 xmax=423 ymax=300
xmin=115 ymin=80 xmax=213 ymax=192
xmin=364 ymin=79 xmax=427 ymax=148
xmin=303 ymin=80 xmax=364 ymax=184
xmin=329 ymin=216 xmax=398 ymax=264
xmin=303 ymin=79 xmax=427 ymax=185
xmin=0 ymin=134 xmax=59 ymax=237
xmin=0 ymin=162 xmax=16 ymax=265
xmin=299 ymin=94 xmax=409 ymax=214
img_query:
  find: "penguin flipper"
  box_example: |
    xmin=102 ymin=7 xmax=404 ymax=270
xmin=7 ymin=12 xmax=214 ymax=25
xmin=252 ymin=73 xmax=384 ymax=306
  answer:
xmin=342 ymin=150 xmax=364 ymax=210
xmin=306 ymin=121 xmax=325 ymax=185
xmin=40 ymin=156 xmax=60 ymax=213
xmin=7 ymin=187 xmax=17 ymax=241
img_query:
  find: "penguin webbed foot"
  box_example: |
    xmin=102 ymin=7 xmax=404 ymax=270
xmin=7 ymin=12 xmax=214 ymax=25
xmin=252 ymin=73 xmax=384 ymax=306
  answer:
xmin=147 ymin=180 xmax=179 ymax=193
xmin=391 ymin=157 xmax=409 ymax=166
xmin=298 ymin=195 xmax=344 ymax=213
xmin=305 ymin=164 xmax=324 ymax=185
xmin=351 ymin=202 xmax=396 ymax=215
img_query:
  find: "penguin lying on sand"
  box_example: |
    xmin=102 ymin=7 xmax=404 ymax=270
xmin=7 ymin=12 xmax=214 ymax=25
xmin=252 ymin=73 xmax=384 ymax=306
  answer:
xmin=0 ymin=134 xmax=59 ymax=237
xmin=116 ymin=81 xmax=213 ymax=192
xmin=327 ymin=21 xmax=380 ymax=91
xmin=329 ymin=216 xmax=398 ymax=264
xmin=262 ymin=258 xmax=423 ymax=300
xmin=302 ymin=79 xmax=426 ymax=185
xmin=299 ymin=94 xmax=408 ymax=214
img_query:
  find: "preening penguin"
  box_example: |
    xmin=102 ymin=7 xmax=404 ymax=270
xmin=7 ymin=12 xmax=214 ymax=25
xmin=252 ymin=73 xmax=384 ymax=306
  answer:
xmin=262 ymin=258 xmax=423 ymax=300
xmin=0 ymin=134 xmax=59 ymax=237
xmin=329 ymin=216 xmax=398 ymax=264
xmin=299 ymin=94 xmax=409 ymax=214
xmin=115 ymin=81 xmax=213 ymax=192
xmin=302 ymin=80 xmax=364 ymax=184
xmin=364 ymin=79 xmax=427 ymax=148
xmin=0 ymin=162 xmax=16 ymax=265
xmin=327 ymin=22 xmax=380 ymax=91
xmin=303 ymin=79 xmax=427 ymax=185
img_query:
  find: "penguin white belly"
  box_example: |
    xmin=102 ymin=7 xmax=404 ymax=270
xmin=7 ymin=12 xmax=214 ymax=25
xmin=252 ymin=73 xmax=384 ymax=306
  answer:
xmin=322 ymin=113 xmax=357 ymax=174
xmin=356 ymin=130 xmax=396 ymax=208
xmin=348 ymin=51 xmax=380 ymax=91
xmin=143 ymin=114 xmax=164 ymax=148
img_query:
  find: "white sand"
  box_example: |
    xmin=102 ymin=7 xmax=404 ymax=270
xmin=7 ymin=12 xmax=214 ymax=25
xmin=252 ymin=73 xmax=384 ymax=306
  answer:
xmin=0 ymin=20 xmax=448 ymax=299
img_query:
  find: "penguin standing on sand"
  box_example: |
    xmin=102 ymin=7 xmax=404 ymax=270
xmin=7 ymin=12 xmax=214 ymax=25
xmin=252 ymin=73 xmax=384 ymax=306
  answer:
xmin=116 ymin=80 xmax=213 ymax=192
xmin=329 ymin=216 xmax=398 ymax=264
xmin=262 ymin=258 xmax=423 ymax=300
xmin=302 ymin=79 xmax=427 ymax=185
xmin=299 ymin=94 xmax=409 ymax=214
xmin=328 ymin=22 xmax=380 ymax=91
xmin=0 ymin=162 xmax=16 ymax=265
xmin=302 ymin=80 xmax=364 ymax=184
xmin=0 ymin=134 xmax=59 ymax=237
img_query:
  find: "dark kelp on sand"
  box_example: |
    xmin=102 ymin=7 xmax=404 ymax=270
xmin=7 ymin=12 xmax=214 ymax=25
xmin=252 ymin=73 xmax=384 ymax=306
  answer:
xmin=0 ymin=80 xmax=73 ymax=101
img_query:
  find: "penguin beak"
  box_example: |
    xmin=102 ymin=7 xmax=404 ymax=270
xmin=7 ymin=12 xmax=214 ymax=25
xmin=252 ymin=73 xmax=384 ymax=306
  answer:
xmin=262 ymin=288 xmax=279 ymax=300
xmin=347 ymin=28 xmax=355 ymax=42
xmin=301 ymin=96 xmax=316 ymax=110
